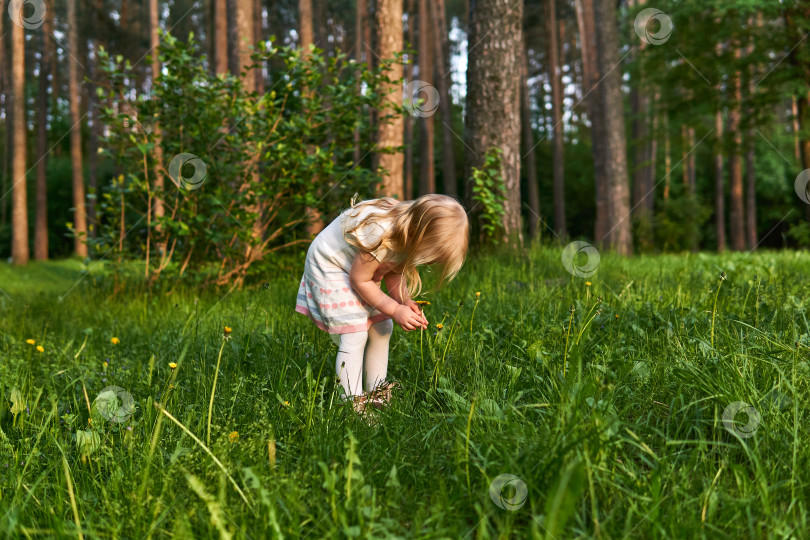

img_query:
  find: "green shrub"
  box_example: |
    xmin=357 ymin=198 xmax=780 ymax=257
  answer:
xmin=96 ymin=32 xmax=401 ymax=285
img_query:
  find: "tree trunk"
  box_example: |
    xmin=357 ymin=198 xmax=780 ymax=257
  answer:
xmin=465 ymin=0 xmax=523 ymax=242
xmin=575 ymin=0 xmax=607 ymax=244
xmin=254 ymin=0 xmax=264 ymax=93
xmin=299 ymin=0 xmax=314 ymax=50
xmin=728 ymin=51 xmax=745 ymax=251
xmin=745 ymin=18 xmax=758 ymax=250
xmin=227 ymin=0 xmax=240 ymax=76
xmin=11 ymin=10 xmax=28 ymax=264
xmin=299 ymin=0 xmax=324 ymax=234
xmin=431 ymin=0 xmax=456 ymax=196
xmin=593 ymin=0 xmax=632 ymax=254
xmin=68 ymin=0 xmax=88 ymax=257
xmin=745 ymin=135 xmax=757 ymax=249
xmin=417 ymin=0 xmax=435 ymax=195
xmin=35 ymin=2 xmax=53 ymax=260
xmin=714 ymin=109 xmax=726 ymax=252
xmin=630 ymin=0 xmax=651 ymax=248
xmin=214 ymin=0 xmax=228 ymax=74
xmin=150 ymin=0 xmax=165 ymax=239
xmin=522 ymin=39 xmax=540 ymax=238
xmin=0 ymin=0 xmax=7 ymax=227
xmin=235 ymin=0 xmax=255 ymax=89
xmin=375 ymin=0 xmax=405 ymax=199
xmin=547 ymin=0 xmax=566 ymax=237
xmin=353 ymin=0 xmax=366 ymax=164
xmin=663 ymin=112 xmax=670 ymax=201
xmin=87 ymin=0 xmax=103 ymax=241
xmin=403 ymin=0 xmax=415 ymax=199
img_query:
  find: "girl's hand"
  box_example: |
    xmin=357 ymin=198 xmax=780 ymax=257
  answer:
xmin=406 ymin=300 xmax=428 ymax=327
xmin=393 ymin=305 xmax=427 ymax=331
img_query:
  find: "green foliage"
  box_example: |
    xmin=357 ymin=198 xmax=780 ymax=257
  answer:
xmin=654 ymin=193 xmax=712 ymax=252
xmin=2 ymin=248 xmax=810 ymax=536
xmin=470 ymin=148 xmax=507 ymax=243
xmin=95 ymin=32 xmax=400 ymax=284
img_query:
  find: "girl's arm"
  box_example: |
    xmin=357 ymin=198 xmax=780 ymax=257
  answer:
xmin=385 ymin=273 xmax=428 ymax=324
xmin=349 ymin=253 xmax=427 ymax=331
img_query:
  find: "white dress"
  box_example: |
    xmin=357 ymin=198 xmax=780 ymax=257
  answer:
xmin=295 ymin=203 xmax=394 ymax=334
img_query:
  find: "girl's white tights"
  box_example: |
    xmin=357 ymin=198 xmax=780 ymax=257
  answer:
xmin=331 ymin=319 xmax=394 ymax=397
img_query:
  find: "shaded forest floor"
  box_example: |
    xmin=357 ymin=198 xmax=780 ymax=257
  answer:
xmin=1 ymin=247 xmax=809 ymax=538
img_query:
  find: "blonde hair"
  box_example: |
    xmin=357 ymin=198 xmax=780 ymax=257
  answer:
xmin=343 ymin=194 xmax=469 ymax=297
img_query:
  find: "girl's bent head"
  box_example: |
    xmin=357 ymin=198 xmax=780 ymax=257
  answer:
xmin=345 ymin=194 xmax=469 ymax=296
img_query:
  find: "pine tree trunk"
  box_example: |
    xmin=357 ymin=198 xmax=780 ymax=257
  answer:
xmin=254 ymin=0 xmax=264 ymax=93
xmin=11 ymin=10 xmax=28 ymax=264
xmin=715 ymin=109 xmax=726 ymax=252
xmin=575 ymin=0 xmax=607 ymax=244
xmin=0 ymin=0 xmax=7 ymax=227
xmin=522 ymin=39 xmax=540 ymax=238
xmin=375 ymin=0 xmax=405 ymax=199
xmin=630 ymin=2 xmax=651 ymax=249
xmin=745 ymin=136 xmax=757 ymax=249
xmin=214 ymin=0 xmax=228 ymax=74
xmin=594 ymin=0 xmax=632 ymax=254
xmin=465 ymin=0 xmax=523 ymax=242
xmin=299 ymin=0 xmax=314 ymax=50
xmin=353 ymin=0 xmax=366 ymax=164
xmin=547 ymin=0 xmax=566 ymax=237
xmin=745 ymin=19 xmax=758 ymax=250
xmin=35 ymin=2 xmax=52 ymax=260
xmin=431 ymin=0 xmax=456 ymax=196
xmin=646 ymin=92 xmax=658 ymax=217
xmin=728 ymin=53 xmax=745 ymax=251
xmin=403 ymin=0 xmax=415 ymax=199
xmin=86 ymin=0 xmax=103 ymax=241
xmin=417 ymin=0 xmax=435 ymax=195
xmin=150 ymin=0 xmax=165 ymax=237
xmin=68 ymin=0 xmax=88 ymax=257
xmin=235 ymin=0 xmax=255 ymax=90
xmin=663 ymin=112 xmax=670 ymax=201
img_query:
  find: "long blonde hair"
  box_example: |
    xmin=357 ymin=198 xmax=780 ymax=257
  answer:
xmin=343 ymin=194 xmax=469 ymax=297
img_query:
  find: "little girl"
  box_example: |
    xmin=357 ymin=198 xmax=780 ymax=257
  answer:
xmin=295 ymin=194 xmax=469 ymax=409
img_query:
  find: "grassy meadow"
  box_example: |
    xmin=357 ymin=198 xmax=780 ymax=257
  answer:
xmin=0 ymin=247 xmax=809 ymax=538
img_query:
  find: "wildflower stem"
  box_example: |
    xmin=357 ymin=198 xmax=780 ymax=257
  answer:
xmin=563 ymin=307 xmax=575 ymax=377
xmin=154 ymin=402 xmax=251 ymax=506
xmin=575 ymin=302 xmax=600 ymax=346
xmin=56 ymin=445 xmax=84 ymax=540
xmin=441 ymin=304 xmax=464 ymax=367
xmin=710 ymin=279 xmax=724 ymax=350
xmin=465 ymin=397 xmax=475 ymax=498
xmin=207 ymin=340 xmax=226 ymax=447
xmin=470 ymin=298 xmax=480 ymax=333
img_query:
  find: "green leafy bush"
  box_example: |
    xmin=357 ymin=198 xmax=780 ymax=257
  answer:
xmin=96 ymin=33 xmax=400 ymax=285
xmin=470 ymin=148 xmax=507 ymax=243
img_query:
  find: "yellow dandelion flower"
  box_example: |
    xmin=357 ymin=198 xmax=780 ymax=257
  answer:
xmin=282 ymin=401 xmax=290 ymax=406
xmin=103 ymin=361 xmax=108 ymax=368
xmin=169 ymin=362 xmax=177 ymax=369
xmin=224 ymin=326 xmax=233 ymax=334
xmin=111 ymin=337 xmax=120 ymax=345
xmin=36 ymin=345 xmax=44 ymax=353
xmin=26 ymin=339 xmax=35 ymax=345
xmin=475 ymin=291 xmax=481 ymax=297
xmin=585 ymin=282 xmax=592 ymax=287
xmin=228 ymin=431 xmax=239 ymax=443
xmin=436 ymin=323 xmax=444 ymax=330
xmin=614 ymin=314 xmax=619 ymax=319
xmin=414 ymin=301 xmax=431 ymax=307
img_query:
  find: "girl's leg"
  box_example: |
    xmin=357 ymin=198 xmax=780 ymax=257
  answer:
xmin=364 ymin=319 xmax=394 ymax=392
xmin=332 ymin=331 xmax=368 ymax=398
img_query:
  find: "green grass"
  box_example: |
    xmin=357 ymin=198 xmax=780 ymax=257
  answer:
xmin=1 ymin=246 xmax=809 ymax=538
